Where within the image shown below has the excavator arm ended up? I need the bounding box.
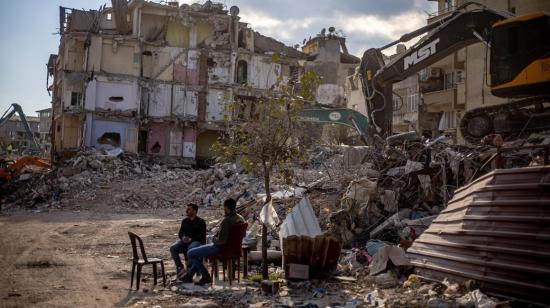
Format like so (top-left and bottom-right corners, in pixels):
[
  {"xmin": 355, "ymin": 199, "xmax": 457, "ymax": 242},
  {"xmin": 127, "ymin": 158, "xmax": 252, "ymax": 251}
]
[
  {"xmin": 0, "ymin": 103, "xmax": 40, "ymax": 151},
  {"xmin": 299, "ymin": 107, "xmax": 370, "ymax": 144},
  {"xmin": 359, "ymin": 2, "xmax": 511, "ymax": 144}
]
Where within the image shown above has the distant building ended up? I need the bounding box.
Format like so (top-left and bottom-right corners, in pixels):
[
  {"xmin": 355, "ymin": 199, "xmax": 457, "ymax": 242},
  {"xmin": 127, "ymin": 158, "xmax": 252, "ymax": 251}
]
[
  {"xmin": 302, "ymin": 27, "xmax": 360, "ymax": 107},
  {"xmin": 36, "ymin": 108, "xmax": 52, "ymax": 153},
  {"xmin": 0, "ymin": 115, "xmax": 40, "ymax": 151},
  {"xmin": 301, "ymin": 27, "xmax": 361, "ymax": 143},
  {"xmin": 48, "ymin": 0, "xmax": 305, "ymax": 164},
  {"xmin": 423, "ymin": 0, "xmax": 550, "ymax": 143}
]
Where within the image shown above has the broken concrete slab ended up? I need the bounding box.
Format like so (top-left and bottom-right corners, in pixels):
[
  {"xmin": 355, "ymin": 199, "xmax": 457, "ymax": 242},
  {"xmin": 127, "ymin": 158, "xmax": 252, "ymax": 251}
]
[{"xmin": 369, "ymin": 246, "xmax": 410, "ymax": 276}]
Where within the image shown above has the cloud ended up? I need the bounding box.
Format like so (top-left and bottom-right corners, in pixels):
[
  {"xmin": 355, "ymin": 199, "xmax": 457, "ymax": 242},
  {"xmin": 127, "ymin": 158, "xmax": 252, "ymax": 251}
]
[
  {"xmin": 239, "ymin": 11, "xmax": 320, "ymax": 41},
  {"xmin": 337, "ymin": 11, "xmax": 426, "ymax": 42},
  {"xmin": 178, "ymin": 1, "xmax": 437, "ymax": 56}
]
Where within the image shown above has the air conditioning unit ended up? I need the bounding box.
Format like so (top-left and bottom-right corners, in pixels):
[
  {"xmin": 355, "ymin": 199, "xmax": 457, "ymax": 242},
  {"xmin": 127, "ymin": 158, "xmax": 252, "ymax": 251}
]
[
  {"xmin": 428, "ymin": 67, "xmax": 441, "ymax": 78},
  {"xmin": 455, "ymin": 70, "xmax": 465, "ymax": 83},
  {"xmin": 419, "ymin": 67, "xmax": 441, "ymax": 81}
]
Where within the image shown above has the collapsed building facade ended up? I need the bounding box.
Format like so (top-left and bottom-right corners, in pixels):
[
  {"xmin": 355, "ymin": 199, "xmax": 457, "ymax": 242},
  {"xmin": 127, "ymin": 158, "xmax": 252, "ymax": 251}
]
[{"xmin": 47, "ymin": 0, "xmax": 304, "ymax": 164}]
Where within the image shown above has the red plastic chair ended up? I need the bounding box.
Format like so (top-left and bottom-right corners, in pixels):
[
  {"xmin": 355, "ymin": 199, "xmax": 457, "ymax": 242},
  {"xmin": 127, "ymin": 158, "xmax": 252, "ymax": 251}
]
[{"xmin": 209, "ymin": 222, "xmax": 248, "ymax": 286}]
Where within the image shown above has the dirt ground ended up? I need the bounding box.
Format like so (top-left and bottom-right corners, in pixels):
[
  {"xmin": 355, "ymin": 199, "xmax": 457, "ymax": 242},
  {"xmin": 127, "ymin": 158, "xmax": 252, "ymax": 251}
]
[{"xmin": 0, "ymin": 199, "xmax": 226, "ymax": 308}]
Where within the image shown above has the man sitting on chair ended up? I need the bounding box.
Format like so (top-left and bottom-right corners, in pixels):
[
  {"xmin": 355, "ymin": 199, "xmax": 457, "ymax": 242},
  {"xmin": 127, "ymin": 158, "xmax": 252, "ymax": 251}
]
[
  {"xmin": 181, "ymin": 198, "xmax": 244, "ymax": 285},
  {"xmin": 170, "ymin": 203, "xmax": 206, "ymax": 279}
]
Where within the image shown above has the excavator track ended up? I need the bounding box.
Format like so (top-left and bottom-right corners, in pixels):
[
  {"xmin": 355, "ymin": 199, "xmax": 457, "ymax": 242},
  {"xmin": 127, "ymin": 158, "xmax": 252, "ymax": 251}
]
[{"xmin": 460, "ymin": 97, "xmax": 550, "ymax": 144}]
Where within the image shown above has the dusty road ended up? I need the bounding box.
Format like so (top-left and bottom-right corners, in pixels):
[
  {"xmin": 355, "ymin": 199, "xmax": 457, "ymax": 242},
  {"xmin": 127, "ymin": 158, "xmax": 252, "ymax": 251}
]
[{"xmin": 0, "ymin": 205, "xmax": 222, "ymax": 308}]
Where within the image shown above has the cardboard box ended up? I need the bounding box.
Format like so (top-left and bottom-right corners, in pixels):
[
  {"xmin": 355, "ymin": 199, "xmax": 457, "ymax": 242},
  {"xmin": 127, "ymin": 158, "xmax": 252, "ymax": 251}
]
[{"xmin": 286, "ymin": 263, "xmax": 309, "ymax": 280}]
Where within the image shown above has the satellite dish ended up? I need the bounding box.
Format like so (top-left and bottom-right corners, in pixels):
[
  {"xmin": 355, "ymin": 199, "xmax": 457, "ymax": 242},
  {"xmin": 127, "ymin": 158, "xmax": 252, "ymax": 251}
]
[
  {"xmin": 328, "ymin": 26, "xmax": 335, "ymax": 33},
  {"xmin": 229, "ymin": 5, "xmax": 239, "ymax": 16}
]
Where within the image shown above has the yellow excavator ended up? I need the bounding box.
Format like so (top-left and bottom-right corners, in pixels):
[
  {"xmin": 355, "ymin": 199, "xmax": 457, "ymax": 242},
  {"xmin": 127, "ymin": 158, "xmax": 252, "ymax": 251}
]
[
  {"xmin": 359, "ymin": 2, "xmax": 550, "ymax": 144},
  {"xmin": 0, "ymin": 156, "xmax": 51, "ymax": 182}
]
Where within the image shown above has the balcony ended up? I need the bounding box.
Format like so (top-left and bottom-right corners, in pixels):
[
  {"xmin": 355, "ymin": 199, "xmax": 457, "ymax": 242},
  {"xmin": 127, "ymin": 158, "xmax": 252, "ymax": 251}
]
[{"xmin": 423, "ymin": 87, "xmax": 457, "ymax": 113}]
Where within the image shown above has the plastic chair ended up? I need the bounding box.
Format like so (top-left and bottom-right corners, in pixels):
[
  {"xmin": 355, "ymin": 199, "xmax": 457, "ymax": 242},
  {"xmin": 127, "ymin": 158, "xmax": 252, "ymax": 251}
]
[
  {"xmin": 128, "ymin": 232, "xmax": 166, "ymax": 290},
  {"xmin": 209, "ymin": 222, "xmax": 248, "ymax": 286}
]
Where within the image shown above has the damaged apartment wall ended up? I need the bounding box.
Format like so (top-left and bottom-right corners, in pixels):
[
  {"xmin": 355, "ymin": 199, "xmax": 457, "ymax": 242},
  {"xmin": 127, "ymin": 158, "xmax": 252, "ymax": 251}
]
[
  {"xmin": 101, "ymin": 38, "xmax": 140, "ymax": 76},
  {"xmin": 248, "ymin": 56, "xmax": 282, "ymax": 90},
  {"xmin": 207, "ymin": 51, "xmax": 232, "ymax": 84},
  {"xmin": 142, "ymin": 82, "xmax": 199, "ymax": 119},
  {"xmin": 85, "ymin": 116, "xmax": 137, "ymax": 152},
  {"xmin": 173, "ymin": 49, "xmax": 200, "ymax": 85},
  {"xmin": 206, "ymin": 89, "xmax": 227, "ymax": 122},
  {"xmin": 172, "ymin": 87, "xmax": 198, "ymax": 119},
  {"xmin": 85, "ymin": 76, "xmax": 139, "ymax": 114},
  {"xmin": 145, "ymin": 122, "xmax": 195, "ymax": 159},
  {"xmin": 143, "ymin": 83, "xmax": 172, "ymax": 117}
]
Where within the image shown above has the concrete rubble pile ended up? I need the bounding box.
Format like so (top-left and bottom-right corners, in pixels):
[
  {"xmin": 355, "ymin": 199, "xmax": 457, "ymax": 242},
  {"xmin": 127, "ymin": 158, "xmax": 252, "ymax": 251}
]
[
  {"xmin": 324, "ymin": 131, "xmax": 550, "ymax": 248},
  {"xmin": 1, "ymin": 147, "xmax": 269, "ymax": 211},
  {"xmin": 234, "ymin": 132, "xmax": 548, "ymax": 306}
]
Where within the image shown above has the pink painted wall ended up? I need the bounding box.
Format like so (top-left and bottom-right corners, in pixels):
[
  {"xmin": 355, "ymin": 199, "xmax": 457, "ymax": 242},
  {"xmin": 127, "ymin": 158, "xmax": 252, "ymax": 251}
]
[
  {"xmin": 183, "ymin": 126, "xmax": 196, "ymax": 142},
  {"xmin": 173, "ymin": 63, "xmax": 199, "ymax": 85},
  {"xmin": 147, "ymin": 122, "xmax": 168, "ymax": 155}
]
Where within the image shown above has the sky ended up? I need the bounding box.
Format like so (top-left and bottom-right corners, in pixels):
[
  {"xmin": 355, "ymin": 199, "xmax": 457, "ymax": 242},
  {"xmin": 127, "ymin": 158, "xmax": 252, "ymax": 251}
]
[{"xmin": 0, "ymin": 0, "xmax": 436, "ymax": 117}]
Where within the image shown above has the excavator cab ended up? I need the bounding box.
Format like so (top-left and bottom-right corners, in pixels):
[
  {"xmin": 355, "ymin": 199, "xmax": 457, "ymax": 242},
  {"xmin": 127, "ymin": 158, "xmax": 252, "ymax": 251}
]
[{"xmin": 490, "ymin": 12, "xmax": 550, "ymax": 97}]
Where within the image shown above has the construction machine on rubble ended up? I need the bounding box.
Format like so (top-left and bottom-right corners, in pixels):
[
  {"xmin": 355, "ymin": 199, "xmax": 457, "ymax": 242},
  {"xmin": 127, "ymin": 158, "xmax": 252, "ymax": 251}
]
[
  {"xmin": 0, "ymin": 103, "xmax": 42, "ymax": 155},
  {"xmin": 0, "ymin": 156, "xmax": 51, "ymax": 183},
  {"xmin": 358, "ymin": 2, "xmax": 550, "ymax": 144},
  {"xmin": 0, "ymin": 104, "xmax": 50, "ymax": 185}
]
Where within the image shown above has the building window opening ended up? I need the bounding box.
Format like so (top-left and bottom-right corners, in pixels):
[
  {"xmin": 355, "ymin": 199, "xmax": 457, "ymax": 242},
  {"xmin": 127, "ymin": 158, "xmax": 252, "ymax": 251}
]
[
  {"xmin": 207, "ymin": 58, "xmax": 215, "ymax": 67},
  {"xmin": 109, "ymin": 96, "xmax": 124, "ymax": 102},
  {"xmin": 151, "ymin": 141, "xmax": 161, "ymax": 153},
  {"xmin": 97, "ymin": 132, "xmax": 121, "ymax": 147},
  {"xmin": 236, "ymin": 60, "xmax": 248, "ymax": 84},
  {"xmin": 238, "ymin": 30, "xmax": 246, "ymax": 48},
  {"xmin": 106, "ymin": 13, "xmax": 112, "ymax": 21},
  {"xmin": 70, "ymin": 92, "xmax": 81, "ymax": 106}
]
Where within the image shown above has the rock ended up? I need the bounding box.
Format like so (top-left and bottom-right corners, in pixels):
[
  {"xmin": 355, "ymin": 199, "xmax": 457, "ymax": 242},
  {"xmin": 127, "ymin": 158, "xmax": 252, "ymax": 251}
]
[
  {"xmin": 18, "ymin": 173, "xmax": 33, "ymax": 181},
  {"xmin": 374, "ymin": 270, "xmax": 398, "ymax": 288},
  {"xmin": 181, "ymin": 298, "xmax": 220, "ymax": 308},
  {"xmin": 456, "ymin": 289, "xmax": 496, "ymax": 308},
  {"xmin": 89, "ymin": 160, "xmax": 103, "ymax": 170},
  {"xmin": 61, "ymin": 167, "xmax": 80, "ymax": 177},
  {"xmin": 427, "ymin": 298, "xmax": 456, "ymax": 308},
  {"xmin": 344, "ymin": 177, "xmax": 377, "ymax": 203}
]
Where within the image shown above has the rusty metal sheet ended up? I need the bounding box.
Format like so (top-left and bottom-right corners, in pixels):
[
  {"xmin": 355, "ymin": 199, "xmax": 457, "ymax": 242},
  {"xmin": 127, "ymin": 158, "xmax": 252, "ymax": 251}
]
[
  {"xmin": 283, "ymin": 234, "xmax": 342, "ymax": 278},
  {"xmin": 407, "ymin": 166, "xmax": 550, "ymax": 305}
]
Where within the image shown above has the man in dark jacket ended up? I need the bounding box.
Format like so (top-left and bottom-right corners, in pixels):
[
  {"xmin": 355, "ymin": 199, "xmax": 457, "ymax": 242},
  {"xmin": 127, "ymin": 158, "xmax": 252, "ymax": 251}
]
[
  {"xmin": 182, "ymin": 198, "xmax": 244, "ymax": 285},
  {"xmin": 170, "ymin": 203, "xmax": 206, "ymax": 278}
]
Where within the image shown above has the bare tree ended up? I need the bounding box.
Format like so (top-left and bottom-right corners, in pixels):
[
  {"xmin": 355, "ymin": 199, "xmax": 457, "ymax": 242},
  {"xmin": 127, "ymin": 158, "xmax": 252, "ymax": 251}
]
[{"xmin": 213, "ymin": 68, "xmax": 319, "ymax": 279}]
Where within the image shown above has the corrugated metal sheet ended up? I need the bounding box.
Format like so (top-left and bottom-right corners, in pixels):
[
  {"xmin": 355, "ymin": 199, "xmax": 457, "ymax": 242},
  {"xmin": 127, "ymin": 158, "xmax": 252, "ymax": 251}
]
[
  {"xmin": 279, "ymin": 197, "xmax": 322, "ymax": 238},
  {"xmin": 407, "ymin": 166, "xmax": 550, "ymax": 305},
  {"xmin": 280, "ymin": 197, "xmax": 341, "ymax": 277}
]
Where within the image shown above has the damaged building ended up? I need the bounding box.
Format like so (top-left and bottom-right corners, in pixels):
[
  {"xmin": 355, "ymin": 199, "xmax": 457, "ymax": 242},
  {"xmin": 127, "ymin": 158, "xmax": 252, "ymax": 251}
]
[
  {"xmin": 48, "ymin": 0, "xmax": 305, "ymax": 164},
  {"xmin": 302, "ymin": 27, "xmax": 360, "ymax": 107}
]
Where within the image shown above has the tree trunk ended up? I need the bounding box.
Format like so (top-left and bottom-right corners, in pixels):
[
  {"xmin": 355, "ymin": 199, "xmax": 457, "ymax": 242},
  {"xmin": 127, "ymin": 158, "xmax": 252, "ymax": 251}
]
[{"xmin": 262, "ymin": 161, "xmax": 271, "ymax": 279}]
